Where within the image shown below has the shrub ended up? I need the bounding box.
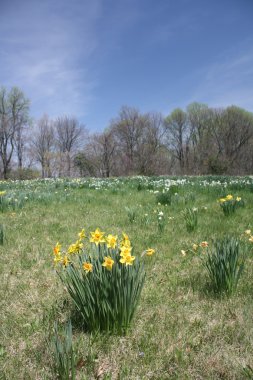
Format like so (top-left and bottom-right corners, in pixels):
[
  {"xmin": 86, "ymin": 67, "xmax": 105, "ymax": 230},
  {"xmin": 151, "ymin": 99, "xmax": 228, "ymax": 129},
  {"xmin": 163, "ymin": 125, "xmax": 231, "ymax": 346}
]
[
  {"xmin": 203, "ymin": 237, "xmax": 246, "ymax": 296},
  {"xmin": 53, "ymin": 229, "xmax": 154, "ymax": 334},
  {"xmin": 8, "ymin": 168, "xmax": 40, "ymax": 180}
]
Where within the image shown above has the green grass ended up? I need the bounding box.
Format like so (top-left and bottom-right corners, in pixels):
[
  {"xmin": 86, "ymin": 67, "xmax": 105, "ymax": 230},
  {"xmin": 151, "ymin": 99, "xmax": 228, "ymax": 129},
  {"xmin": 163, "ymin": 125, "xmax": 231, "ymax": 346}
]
[{"xmin": 0, "ymin": 176, "xmax": 253, "ymax": 379}]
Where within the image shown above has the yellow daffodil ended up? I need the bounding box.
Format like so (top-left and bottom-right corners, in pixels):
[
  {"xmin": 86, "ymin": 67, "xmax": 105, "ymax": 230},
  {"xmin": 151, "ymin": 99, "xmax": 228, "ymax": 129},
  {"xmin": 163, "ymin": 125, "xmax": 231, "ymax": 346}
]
[
  {"xmin": 53, "ymin": 242, "xmax": 61, "ymax": 255},
  {"xmin": 120, "ymin": 245, "xmax": 132, "ymax": 257},
  {"xmin": 122, "ymin": 232, "xmax": 130, "ymax": 241},
  {"xmin": 192, "ymin": 244, "xmax": 198, "ymax": 251},
  {"xmin": 236, "ymin": 197, "xmax": 241, "ymax": 202},
  {"xmin": 200, "ymin": 241, "xmax": 208, "ymax": 248},
  {"xmin": 146, "ymin": 248, "xmax": 155, "ymax": 256},
  {"xmin": 83, "ymin": 262, "xmax": 93, "ymax": 273},
  {"xmin": 78, "ymin": 229, "xmax": 86, "ymax": 239},
  {"xmin": 119, "ymin": 254, "xmax": 135, "ymax": 266},
  {"xmin": 181, "ymin": 250, "xmax": 186, "ymax": 256},
  {"xmin": 121, "ymin": 232, "xmax": 131, "ymax": 247},
  {"xmin": 90, "ymin": 228, "xmax": 106, "ymax": 245},
  {"xmin": 219, "ymin": 198, "xmax": 226, "ymax": 203},
  {"xmin": 102, "ymin": 256, "xmax": 114, "ymax": 270},
  {"xmin": 68, "ymin": 240, "xmax": 83, "ymax": 254},
  {"xmin": 62, "ymin": 255, "xmax": 70, "ymax": 267},
  {"xmin": 245, "ymin": 229, "xmax": 251, "ymax": 235},
  {"xmin": 106, "ymin": 234, "xmax": 118, "ymax": 249},
  {"xmin": 226, "ymin": 194, "xmax": 233, "ymax": 200},
  {"xmin": 53, "ymin": 253, "xmax": 62, "ymax": 264}
]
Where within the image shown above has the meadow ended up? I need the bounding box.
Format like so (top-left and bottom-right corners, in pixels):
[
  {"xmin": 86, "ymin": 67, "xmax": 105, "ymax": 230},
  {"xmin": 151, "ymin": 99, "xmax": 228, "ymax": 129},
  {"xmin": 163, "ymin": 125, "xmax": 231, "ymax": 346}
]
[{"xmin": 0, "ymin": 175, "xmax": 253, "ymax": 380}]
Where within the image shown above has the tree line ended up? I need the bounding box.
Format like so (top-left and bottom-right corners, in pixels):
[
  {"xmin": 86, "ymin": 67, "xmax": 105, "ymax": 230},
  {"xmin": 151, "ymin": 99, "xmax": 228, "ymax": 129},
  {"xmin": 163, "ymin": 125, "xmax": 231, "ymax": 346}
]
[{"xmin": 1, "ymin": 86, "xmax": 253, "ymax": 179}]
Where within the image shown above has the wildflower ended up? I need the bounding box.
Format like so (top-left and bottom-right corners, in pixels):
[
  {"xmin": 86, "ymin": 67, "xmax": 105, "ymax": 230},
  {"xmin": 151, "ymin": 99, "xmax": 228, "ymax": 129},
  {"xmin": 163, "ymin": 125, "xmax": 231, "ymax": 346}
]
[
  {"xmin": 245, "ymin": 229, "xmax": 251, "ymax": 235},
  {"xmin": 78, "ymin": 229, "xmax": 86, "ymax": 239},
  {"xmin": 83, "ymin": 262, "xmax": 93, "ymax": 273},
  {"xmin": 121, "ymin": 232, "xmax": 131, "ymax": 248},
  {"xmin": 119, "ymin": 254, "xmax": 135, "ymax": 266},
  {"xmin": 62, "ymin": 255, "xmax": 70, "ymax": 267},
  {"xmin": 54, "ymin": 253, "xmax": 62, "ymax": 264},
  {"xmin": 226, "ymin": 194, "xmax": 233, "ymax": 200},
  {"xmin": 192, "ymin": 244, "xmax": 198, "ymax": 251},
  {"xmin": 106, "ymin": 234, "xmax": 118, "ymax": 249},
  {"xmin": 146, "ymin": 248, "xmax": 155, "ymax": 256},
  {"xmin": 181, "ymin": 250, "xmax": 186, "ymax": 256},
  {"xmin": 102, "ymin": 256, "xmax": 115, "ymax": 270},
  {"xmin": 200, "ymin": 241, "xmax": 208, "ymax": 248},
  {"xmin": 236, "ymin": 197, "xmax": 241, "ymax": 202},
  {"xmin": 90, "ymin": 228, "xmax": 106, "ymax": 245},
  {"xmin": 219, "ymin": 198, "xmax": 226, "ymax": 203},
  {"xmin": 53, "ymin": 242, "xmax": 61, "ymax": 255},
  {"xmin": 120, "ymin": 245, "xmax": 132, "ymax": 257},
  {"xmin": 68, "ymin": 240, "xmax": 83, "ymax": 254},
  {"xmin": 158, "ymin": 211, "xmax": 164, "ymax": 216},
  {"xmin": 249, "ymin": 236, "xmax": 253, "ymax": 243}
]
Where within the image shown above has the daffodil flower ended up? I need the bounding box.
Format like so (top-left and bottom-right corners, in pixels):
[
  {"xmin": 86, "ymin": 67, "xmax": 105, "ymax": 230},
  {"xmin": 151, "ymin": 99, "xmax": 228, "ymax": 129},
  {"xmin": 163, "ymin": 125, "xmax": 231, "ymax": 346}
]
[
  {"xmin": 102, "ymin": 256, "xmax": 114, "ymax": 270},
  {"xmin": 83, "ymin": 262, "xmax": 93, "ymax": 273},
  {"xmin": 90, "ymin": 228, "xmax": 106, "ymax": 245},
  {"xmin": 119, "ymin": 254, "xmax": 135, "ymax": 266}
]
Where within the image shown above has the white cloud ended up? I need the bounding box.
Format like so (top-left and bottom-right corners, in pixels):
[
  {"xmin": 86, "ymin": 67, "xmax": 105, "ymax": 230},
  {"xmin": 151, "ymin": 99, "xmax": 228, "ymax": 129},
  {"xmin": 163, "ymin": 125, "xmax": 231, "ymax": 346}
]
[
  {"xmin": 189, "ymin": 43, "xmax": 253, "ymax": 111},
  {"xmin": 0, "ymin": 0, "xmax": 101, "ymax": 120}
]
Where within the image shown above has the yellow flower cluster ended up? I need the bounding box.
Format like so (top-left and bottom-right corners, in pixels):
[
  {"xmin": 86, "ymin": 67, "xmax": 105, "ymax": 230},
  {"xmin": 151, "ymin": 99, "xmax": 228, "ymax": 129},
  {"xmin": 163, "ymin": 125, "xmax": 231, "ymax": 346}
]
[
  {"xmin": 53, "ymin": 228, "xmax": 156, "ymax": 271},
  {"xmin": 219, "ymin": 194, "xmax": 241, "ymax": 203},
  {"xmin": 53, "ymin": 228, "xmax": 86, "ymax": 266},
  {"xmin": 119, "ymin": 233, "xmax": 135, "ymax": 266},
  {"xmin": 68, "ymin": 240, "xmax": 84, "ymax": 254}
]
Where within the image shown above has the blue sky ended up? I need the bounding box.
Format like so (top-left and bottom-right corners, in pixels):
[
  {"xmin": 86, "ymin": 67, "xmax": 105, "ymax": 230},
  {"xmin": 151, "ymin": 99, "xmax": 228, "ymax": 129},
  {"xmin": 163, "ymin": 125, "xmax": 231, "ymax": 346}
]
[{"xmin": 0, "ymin": 0, "xmax": 253, "ymax": 131}]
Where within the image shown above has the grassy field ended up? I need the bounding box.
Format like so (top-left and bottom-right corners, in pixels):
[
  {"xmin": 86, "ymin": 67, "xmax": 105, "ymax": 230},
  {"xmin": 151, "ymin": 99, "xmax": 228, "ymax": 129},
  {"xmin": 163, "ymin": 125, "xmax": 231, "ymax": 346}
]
[{"xmin": 0, "ymin": 176, "xmax": 253, "ymax": 379}]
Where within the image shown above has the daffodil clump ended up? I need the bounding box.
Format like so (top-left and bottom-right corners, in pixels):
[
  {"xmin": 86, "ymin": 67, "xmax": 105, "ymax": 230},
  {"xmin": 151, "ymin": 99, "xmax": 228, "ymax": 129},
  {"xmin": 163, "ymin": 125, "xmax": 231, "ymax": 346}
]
[
  {"xmin": 218, "ymin": 194, "xmax": 244, "ymax": 216},
  {"xmin": 53, "ymin": 228, "xmax": 155, "ymax": 333},
  {"xmin": 0, "ymin": 191, "xmax": 8, "ymax": 212},
  {"xmin": 182, "ymin": 207, "xmax": 198, "ymax": 232},
  {"xmin": 203, "ymin": 237, "xmax": 246, "ymax": 296},
  {"xmin": 182, "ymin": 236, "xmax": 246, "ymax": 296}
]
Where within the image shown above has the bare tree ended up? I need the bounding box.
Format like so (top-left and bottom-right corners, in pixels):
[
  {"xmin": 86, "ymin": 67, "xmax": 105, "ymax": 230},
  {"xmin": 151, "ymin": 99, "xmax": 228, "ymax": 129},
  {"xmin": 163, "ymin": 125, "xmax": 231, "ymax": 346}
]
[
  {"xmin": 31, "ymin": 115, "xmax": 55, "ymax": 178},
  {"xmin": 55, "ymin": 116, "xmax": 84, "ymax": 176},
  {"xmin": 111, "ymin": 106, "xmax": 146, "ymax": 174},
  {"xmin": 164, "ymin": 108, "xmax": 188, "ymax": 173},
  {"xmin": 135, "ymin": 112, "xmax": 166, "ymax": 175},
  {"xmin": 0, "ymin": 86, "xmax": 29, "ymax": 178},
  {"xmin": 87, "ymin": 129, "xmax": 117, "ymax": 177}
]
